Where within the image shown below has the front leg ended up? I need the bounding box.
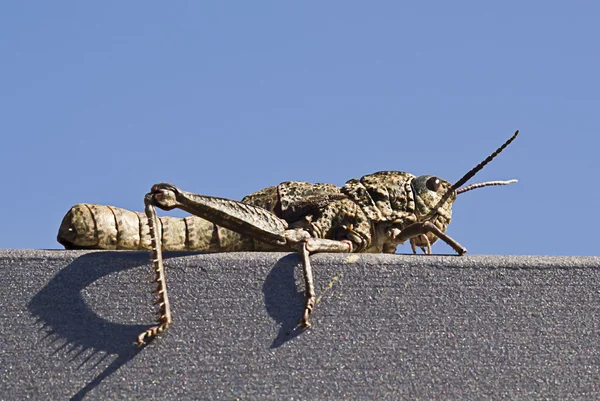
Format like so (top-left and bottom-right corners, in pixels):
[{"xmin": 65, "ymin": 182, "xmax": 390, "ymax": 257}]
[{"xmin": 394, "ymin": 221, "xmax": 467, "ymax": 255}]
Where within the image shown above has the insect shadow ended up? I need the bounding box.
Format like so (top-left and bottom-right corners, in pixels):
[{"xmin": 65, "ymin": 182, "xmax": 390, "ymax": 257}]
[
  {"xmin": 27, "ymin": 251, "xmax": 183, "ymax": 401},
  {"xmin": 27, "ymin": 251, "xmax": 318, "ymax": 398},
  {"xmin": 262, "ymin": 253, "xmax": 312, "ymax": 348}
]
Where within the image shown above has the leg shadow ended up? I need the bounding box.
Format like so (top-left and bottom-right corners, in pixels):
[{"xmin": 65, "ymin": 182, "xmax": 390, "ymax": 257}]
[
  {"xmin": 262, "ymin": 253, "xmax": 308, "ymax": 348},
  {"xmin": 27, "ymin": 251, "xmax": 191, "ymax": 400}
]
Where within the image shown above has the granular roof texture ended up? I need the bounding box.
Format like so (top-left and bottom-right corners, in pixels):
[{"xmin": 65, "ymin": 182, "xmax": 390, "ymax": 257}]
[{"xmin": 1, "ymin": 250, "xmax": 599, "ymax": 400}]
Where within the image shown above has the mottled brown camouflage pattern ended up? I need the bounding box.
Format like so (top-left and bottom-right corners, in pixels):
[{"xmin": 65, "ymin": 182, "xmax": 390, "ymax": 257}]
[
  {"xmin": 57, "ymin": 171, "xmax": 456, "ymax": 254},
  {"xmin": 58, "ymin": 131, "xmax": 519, "ymax": 257}
]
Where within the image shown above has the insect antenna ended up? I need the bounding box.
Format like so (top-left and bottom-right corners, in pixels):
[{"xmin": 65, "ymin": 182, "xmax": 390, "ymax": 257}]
[
  {"xmin": 426, "ymin": 130, "xmax": 519, "ymax": 219},
  {"xmin": 456, "ymin": 179, "xmax": 518, "ymax": 194},
  {"xmin": 451, "ymin": 130, "xmax": 519, "ymax": 192}
]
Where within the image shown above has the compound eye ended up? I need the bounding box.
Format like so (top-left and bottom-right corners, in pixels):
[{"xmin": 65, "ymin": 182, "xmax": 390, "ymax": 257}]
[{"xmin": 426, "ymin": 176, "xmax": 441, "ymax": 192}]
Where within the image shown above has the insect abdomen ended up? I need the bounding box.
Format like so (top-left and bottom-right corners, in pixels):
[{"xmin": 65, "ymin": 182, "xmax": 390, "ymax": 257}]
[{"xmin": 57, "ymin": 204, "xmax": 254, "ymax": 252}]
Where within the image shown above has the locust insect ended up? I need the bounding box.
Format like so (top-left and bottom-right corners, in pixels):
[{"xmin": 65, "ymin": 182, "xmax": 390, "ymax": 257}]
[{"xmin": 58, "ymin": 130, "xmax": 520, "ymax": 345}]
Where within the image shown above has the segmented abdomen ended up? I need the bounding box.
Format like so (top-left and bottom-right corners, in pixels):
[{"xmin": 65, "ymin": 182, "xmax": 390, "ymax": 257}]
[{"xmin": 57, "ymin": 204, "xmax": 255, "ymax": 251}]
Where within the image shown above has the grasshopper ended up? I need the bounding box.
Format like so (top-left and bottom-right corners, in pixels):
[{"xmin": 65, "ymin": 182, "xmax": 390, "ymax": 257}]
[{"xmin": 58, "ymin": 130, "xmax": 519, "ymax": 345}]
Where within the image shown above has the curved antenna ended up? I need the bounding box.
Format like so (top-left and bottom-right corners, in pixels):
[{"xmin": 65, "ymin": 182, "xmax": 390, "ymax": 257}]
[{"xmin": 457, "ymin": 179, "xmax": 518, "ymax": 194}]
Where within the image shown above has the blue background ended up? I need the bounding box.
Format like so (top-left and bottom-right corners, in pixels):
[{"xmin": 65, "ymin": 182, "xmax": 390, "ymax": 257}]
[{"xmin": 1, "ymin": 2, "xmax": 597, "ymax": 255}]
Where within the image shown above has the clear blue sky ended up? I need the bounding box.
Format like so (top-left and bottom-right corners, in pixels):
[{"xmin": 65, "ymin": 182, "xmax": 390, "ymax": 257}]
[{"xmin": 1, "ymin": 2, "xmax": 597, "ymax": 255}]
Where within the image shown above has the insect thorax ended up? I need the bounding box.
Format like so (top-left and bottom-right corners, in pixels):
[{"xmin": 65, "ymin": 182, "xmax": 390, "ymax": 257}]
[{"xmin": 342, "ymin": 171, "xmax": 418, "ymax": 224}]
